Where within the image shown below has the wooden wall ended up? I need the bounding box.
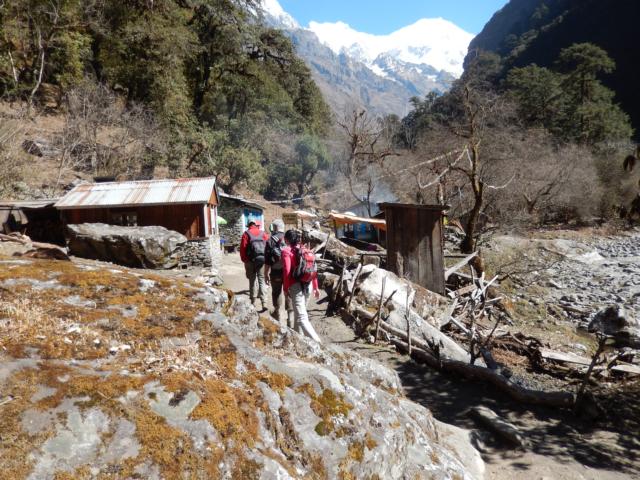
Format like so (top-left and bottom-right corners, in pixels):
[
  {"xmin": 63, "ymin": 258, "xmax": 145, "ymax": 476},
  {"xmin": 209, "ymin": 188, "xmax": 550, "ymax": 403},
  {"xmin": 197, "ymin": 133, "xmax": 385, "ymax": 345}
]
[
  {"xmin": 381, "ymin": 203, "xmax": 446, "ymax": 295},
  {"xmin": 62, "ymin": 203, "xmax": 206, "ymax": 239}
]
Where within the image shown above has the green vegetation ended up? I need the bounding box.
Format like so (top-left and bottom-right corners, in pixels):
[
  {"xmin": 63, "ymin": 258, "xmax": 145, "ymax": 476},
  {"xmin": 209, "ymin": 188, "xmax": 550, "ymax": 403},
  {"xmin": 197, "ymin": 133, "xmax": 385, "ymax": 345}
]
[
  {"xmin": 506, "ymin": 43, "xmax": 632, "ymax": 145},
  {"xmin": 0, "ymin": 0, "xmax": 331, "ymax": 195}
]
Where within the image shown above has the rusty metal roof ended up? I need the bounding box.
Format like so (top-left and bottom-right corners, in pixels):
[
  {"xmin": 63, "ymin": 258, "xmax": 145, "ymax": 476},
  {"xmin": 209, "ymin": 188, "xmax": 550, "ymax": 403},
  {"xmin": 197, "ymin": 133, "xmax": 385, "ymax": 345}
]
[
  {"xmin": 55, "ymin": 177, "xmax": 217, "ymax": 209},
  {"xmin": 219, "ymin": 192, "xmax": 264, "ymax": 211}
]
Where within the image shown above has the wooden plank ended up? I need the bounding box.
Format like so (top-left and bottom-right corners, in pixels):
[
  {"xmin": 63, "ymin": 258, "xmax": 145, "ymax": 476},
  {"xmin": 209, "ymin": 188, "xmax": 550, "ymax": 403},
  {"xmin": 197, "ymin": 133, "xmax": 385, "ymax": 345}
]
[
  {"xmin": 448, "ymin": 284, "xmax": 476, "ymax": 298},
  {"xmin": 444, "ymin": 252, "xmax": 478, "ymax": 280},
  {"xmin": 540, "ymin": 349, "xmax": 592, "ymax": 366},
  {"xmin": 611, "ymin": 364, "xmax": 640, "ymax": 375}
]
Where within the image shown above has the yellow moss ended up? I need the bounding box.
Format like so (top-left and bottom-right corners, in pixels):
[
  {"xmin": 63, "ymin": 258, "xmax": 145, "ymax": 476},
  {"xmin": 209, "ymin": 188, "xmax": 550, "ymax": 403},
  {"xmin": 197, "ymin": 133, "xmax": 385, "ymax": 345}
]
[
  {"xmin": 364, "ymin": 433, "xmax": 377, "ymax": 450},
  {"xmin": 53, "ymin": 466, "xmax": 91, "ymax": 480},
  {"xmin": 133, "ymin": 403, "xmax": 198, "ymax": 478},
  {"xmin": 191, "ymin": 378, "xmax": 260, "ymax": 447},
  {"xmin": 231, "ymin": 455, "xmax": 261, "ymax": 480},
  {"xmin": 246, "ymin": 371, "xmax": 293, "ymax": 395},
  {"xmin": 0, "ymin": 371, "xmax": 44, "ymax": 479},
  {"xmin": 258, "ymin": 315, "xmax": 281, "ymax": 345},
  {"xmin": 304, "ymin": 455, "xmax": 328, "ymax": 480},
  {"xmin": 348, "ymin": 441, "xmax": 364, "ymax": 462}
]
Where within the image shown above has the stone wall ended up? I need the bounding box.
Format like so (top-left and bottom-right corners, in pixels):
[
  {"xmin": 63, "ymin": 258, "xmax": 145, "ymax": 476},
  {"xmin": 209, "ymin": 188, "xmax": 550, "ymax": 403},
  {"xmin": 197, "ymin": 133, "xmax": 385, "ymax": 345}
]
[
  {"xmin": 176, "ymin": 235, "xmax": 221, "ymax": 268},
  {"xmin": 218, "ymin": 201, "xmax": 244, "ymax": 249}
]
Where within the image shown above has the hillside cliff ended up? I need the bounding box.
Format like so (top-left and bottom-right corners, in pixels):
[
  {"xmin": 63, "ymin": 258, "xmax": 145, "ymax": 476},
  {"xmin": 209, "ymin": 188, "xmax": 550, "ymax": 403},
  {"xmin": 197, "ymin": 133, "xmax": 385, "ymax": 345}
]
[{"xmin": 467, "ymin": 0, "xmax": 640, "ymax": 135}]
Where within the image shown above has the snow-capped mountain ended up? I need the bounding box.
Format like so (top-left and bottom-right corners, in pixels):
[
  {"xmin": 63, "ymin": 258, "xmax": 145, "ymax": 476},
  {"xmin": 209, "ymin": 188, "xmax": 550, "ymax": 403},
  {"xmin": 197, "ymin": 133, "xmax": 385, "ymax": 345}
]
[
  {"xmin": 261, "ymin": 0, "xmax": 299, "ymax": 30},
  {"xmin": 307, "ymin": 18, "xmax": 473, "ymax": 77},
  {"xmin": 260, "ymin": 0, "xmax": 473, "ymax": 117}
]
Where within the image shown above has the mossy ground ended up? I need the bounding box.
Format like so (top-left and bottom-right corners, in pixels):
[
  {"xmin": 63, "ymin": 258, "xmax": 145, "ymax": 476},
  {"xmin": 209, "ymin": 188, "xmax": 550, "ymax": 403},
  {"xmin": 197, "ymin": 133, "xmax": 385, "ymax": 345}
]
[{"xmin": 0, "ymin": 256, "xmax": 304, "ymax": 479}]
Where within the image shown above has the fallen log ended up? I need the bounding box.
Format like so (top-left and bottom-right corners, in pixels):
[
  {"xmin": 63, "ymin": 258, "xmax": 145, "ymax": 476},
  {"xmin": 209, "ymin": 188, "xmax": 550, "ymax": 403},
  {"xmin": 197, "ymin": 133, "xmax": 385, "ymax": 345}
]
[
  {"xmin": 387, "ymin": 333, "xmax": 576, "ymax": 408},
  {"xmin": 470, "ymin": 406, "xmax": 528, "ymax": 448}
]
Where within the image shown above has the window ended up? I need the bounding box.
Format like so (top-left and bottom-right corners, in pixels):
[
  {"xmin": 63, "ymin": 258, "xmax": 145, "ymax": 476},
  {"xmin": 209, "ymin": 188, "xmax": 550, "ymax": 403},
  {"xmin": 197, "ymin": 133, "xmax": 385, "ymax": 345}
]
[{"xmin": 111, "ymin": 211, "xmax": 138, "ymax": 226}]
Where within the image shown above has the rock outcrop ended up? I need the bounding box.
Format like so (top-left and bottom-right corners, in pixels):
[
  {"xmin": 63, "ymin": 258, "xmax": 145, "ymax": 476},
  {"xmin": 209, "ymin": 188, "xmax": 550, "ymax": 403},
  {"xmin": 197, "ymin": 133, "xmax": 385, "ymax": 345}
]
[
  {"xmin": 0, "ymin": 256, "xmax": 481, "ymax": 479},
  {"xmin": 66, "ymin": 223, "xmax": 187, "ymax": 269}
]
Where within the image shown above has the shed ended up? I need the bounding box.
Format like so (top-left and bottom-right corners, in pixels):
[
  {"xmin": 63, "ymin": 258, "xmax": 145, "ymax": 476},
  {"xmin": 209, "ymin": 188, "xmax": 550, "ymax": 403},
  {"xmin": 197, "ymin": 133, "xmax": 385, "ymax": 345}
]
[
  {"xmin": 329, "ymin": 212, "xmax": 386, "ymax": 244},
  {"xmin": 218, "ymin": 192, "xmax": 264, "ymax": 251},
  {"xmin": 379, "ymin": 203, "xmax": 447, "ymax": 295},
  {"xmin": 0, "ymin": 199, "xmax": 64, "ymax": 245},
  {"xmin": 54, "ymin": 177, "xmax": 219, "ymax": 240}
]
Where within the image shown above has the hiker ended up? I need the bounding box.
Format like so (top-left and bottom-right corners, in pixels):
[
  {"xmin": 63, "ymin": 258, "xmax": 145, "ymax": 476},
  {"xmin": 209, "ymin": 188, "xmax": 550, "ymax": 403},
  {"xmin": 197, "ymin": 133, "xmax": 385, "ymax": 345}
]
[
  {"xmin": 239, "ymin": 221, "xmax": 269, "ymax": 310},
  {"xmin": 264, "ymin": 219, "xmax": 292, "ymax": 325},
  {"xmin": 282, "ymin": 229, "xmax": 322, "ymax": 342}
]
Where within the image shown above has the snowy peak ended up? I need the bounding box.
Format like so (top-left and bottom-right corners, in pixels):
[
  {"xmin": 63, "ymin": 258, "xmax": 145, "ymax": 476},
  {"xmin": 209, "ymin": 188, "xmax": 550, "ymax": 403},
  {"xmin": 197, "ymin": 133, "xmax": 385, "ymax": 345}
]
[
  {"xmin": 261, "ymin": 0, "xmax": 298, "ymax": 29},
  {"xmin": 308, "ymin": 18, "xmax": 473, "ymax": 76},
  {"xmin": 259, "ymin": 0, "xmax": 470, "ymax": 116}
]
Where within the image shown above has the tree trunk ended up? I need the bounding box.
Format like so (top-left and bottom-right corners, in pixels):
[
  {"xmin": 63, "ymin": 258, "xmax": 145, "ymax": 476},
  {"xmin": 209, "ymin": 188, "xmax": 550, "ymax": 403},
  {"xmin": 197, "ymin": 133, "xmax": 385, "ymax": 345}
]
[{"xmin": 461, "ymin": 189, "xmax": 482, "ymax": 254}]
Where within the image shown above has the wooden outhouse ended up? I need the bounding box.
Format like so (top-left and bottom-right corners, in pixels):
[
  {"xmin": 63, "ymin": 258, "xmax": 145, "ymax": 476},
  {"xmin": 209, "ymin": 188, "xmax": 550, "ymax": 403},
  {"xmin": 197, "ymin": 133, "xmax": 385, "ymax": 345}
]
[{"xmin": 379, "ymin": 203, "xmax": 447, "ymax": 295}]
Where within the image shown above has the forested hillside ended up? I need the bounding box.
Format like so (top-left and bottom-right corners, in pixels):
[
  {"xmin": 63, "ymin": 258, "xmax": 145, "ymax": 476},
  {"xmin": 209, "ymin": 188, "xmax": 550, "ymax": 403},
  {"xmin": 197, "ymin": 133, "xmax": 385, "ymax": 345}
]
[
  {"xmin": 0, "ymin": 0, "xmax": 331, "ymax": 198},
  {"xmin": 467, "ymin": 0, "xmax": 640, "ymax": 136}
]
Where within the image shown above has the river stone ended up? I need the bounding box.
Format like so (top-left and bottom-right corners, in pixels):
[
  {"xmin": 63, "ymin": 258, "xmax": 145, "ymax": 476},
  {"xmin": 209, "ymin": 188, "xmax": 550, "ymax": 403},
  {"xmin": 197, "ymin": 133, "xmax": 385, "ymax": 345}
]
[
  {"xmin": 66, "ymin": 223, "xmax": 187, "ymax": 269},
  {"xmin": 589, "ymin": 305, "xmax": 640, "ymax": 348}
]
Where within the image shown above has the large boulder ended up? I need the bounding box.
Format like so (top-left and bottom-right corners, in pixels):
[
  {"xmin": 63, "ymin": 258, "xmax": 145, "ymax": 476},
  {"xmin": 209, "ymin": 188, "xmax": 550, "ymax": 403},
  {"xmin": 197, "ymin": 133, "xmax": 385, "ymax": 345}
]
[
  {"xmin": 66, "ymin": 223, "xmax": 187, "ymax": 269},
  {"xmin": 588, "ymin": 305, "xmax": 640, "ymax": 348},
  {"xmin": 0, "ymin": 257, "xmax": 482, "ymax": 479}
]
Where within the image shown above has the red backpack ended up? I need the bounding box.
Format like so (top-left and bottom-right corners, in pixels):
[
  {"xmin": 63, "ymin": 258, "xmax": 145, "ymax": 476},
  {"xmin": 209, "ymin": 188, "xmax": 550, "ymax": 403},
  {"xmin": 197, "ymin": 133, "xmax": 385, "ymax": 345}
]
[{"xmin": 293, "ymin": 245, "xmax": 317, "ymax": 284}]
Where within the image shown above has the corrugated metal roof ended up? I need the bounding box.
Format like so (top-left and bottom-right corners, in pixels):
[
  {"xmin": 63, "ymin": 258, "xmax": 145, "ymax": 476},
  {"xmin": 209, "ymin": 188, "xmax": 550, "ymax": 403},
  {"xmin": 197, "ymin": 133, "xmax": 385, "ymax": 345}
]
[
  {"xmin": 55, "ymin": 177, "xmax": 216, "ymax": 209},
  {"xmin": 219, "ymin": 192, "xmax": 264, "ymax": 211},
  {"xmin": 0, "ymin": 199, "xmax": 59, "ymax": 209}
]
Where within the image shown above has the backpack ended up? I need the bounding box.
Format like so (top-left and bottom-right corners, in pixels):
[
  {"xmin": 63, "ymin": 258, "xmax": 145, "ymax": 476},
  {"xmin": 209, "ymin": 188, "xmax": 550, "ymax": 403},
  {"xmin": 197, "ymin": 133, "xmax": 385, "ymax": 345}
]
[
  {"xmin": 266, "ymin": 232, "xmax": 285, "ymax": 270},
  {"xmin": 246, "ymin": 230, "xmax": 266, "ymax": 266},
  {"xmin": 293, "ymin": 245, "xmax": 317, "ymax": 284}
]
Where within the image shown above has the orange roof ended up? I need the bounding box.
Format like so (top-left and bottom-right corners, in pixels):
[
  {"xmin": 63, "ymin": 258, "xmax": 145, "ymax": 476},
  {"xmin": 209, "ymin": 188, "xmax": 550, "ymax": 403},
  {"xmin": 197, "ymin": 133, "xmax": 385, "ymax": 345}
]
[{"xmin": 329, "ymin": 212, "xmax": 386, "ymax": 231}]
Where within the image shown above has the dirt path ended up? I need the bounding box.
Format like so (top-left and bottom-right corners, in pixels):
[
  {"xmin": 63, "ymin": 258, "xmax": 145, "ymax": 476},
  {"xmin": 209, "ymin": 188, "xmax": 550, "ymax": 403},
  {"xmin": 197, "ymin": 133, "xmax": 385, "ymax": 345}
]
[{"xmin": 219, "ymin": 253, "xmax": 638, "ymax": 480}]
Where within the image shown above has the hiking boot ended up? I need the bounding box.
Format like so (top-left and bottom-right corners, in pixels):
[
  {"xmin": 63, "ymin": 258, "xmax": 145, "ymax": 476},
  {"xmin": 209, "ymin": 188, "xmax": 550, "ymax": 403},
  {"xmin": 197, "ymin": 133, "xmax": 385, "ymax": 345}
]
[
  {"xmin": 272, "ymin": 309, "xmax": 281, "ymax": 321},
  {"xmin": 260, "ymin": 299, "xmax": 267, "ymax": 312}
]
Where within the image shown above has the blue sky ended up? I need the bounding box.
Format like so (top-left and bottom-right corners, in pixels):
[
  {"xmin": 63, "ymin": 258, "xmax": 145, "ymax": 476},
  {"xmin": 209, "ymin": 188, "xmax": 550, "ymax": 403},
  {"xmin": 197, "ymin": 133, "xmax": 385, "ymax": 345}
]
[{"xmin": 277, "ymin": 0, "xmax": 508, "ymax": 35}]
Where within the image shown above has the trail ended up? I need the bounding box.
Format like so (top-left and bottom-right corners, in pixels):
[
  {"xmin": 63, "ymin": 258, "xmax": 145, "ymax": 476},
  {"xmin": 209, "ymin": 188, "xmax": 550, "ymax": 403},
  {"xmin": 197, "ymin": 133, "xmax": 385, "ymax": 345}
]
[{"xmin": 220, "ymin": 251, "xmax": 637, "ymax": 480}]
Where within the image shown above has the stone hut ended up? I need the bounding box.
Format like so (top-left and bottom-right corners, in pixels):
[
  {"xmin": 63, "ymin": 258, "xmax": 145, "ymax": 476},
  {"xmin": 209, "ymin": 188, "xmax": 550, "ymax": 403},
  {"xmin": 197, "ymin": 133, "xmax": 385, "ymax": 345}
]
[{"xmin": 218, "ymin": 192, "xmax": 264, "ymax": 251}]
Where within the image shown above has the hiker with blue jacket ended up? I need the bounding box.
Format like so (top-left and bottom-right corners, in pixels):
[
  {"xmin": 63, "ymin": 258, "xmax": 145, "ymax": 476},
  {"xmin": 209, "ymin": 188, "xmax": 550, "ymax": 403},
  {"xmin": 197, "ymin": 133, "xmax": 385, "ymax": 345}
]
[{"xmin": 240, "ymin": 221, "xmax": 269, "ymax": 311}]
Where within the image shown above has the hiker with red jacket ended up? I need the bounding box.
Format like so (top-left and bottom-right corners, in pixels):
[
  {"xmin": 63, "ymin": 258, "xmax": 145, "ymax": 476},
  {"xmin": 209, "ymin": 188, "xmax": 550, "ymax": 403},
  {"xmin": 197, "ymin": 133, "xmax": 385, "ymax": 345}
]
[
  {"xmin": 240, "ymin": 221, "xmax": 269, "ymax": 311},
  {"xmin": 282, "ymin": 229, "xmax": 321, "ymax": 342}
]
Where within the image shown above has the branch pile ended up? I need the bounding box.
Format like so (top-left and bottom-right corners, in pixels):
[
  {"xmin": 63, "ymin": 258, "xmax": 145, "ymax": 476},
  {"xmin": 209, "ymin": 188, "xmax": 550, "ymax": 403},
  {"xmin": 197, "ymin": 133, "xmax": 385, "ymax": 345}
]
[{"xmin": 312, "ymin": 236, "xmax": 639, "ymax": 410}]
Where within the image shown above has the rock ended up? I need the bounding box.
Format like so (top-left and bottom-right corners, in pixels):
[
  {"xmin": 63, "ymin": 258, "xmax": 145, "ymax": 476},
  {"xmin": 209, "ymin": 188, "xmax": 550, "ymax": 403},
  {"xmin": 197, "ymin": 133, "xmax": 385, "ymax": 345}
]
[
  {"xmin": 22, "ymin": 138, "xmax": 60, "ymax": 157},
  {"xmin": 546, "ymin": 279, "xmax": 564, "ymax": 289},
  {"xmin": 66, "ymin": 223, "xmax": 187, "ymax": 269},
  {"xmin": 436, "ymin": 420, "xmax": 486, "ymax": 480},
  {"xmin": 589, "ymin": 305, "xmax": 640, "ymax": 348},
  {"xmin": 1, "ymin": 257, "xmax": 481, "ymax": 479},
  {"xmin": 19, "ymin": 246, "xmax": 70, "ymax": 261}
]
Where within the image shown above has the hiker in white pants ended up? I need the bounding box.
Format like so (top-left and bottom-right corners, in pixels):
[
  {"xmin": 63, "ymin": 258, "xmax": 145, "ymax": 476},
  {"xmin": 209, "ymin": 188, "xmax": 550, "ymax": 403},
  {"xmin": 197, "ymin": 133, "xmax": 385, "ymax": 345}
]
[{"xmin": 282, "ymin": 230, "xmax": 321, "ymax": 343}]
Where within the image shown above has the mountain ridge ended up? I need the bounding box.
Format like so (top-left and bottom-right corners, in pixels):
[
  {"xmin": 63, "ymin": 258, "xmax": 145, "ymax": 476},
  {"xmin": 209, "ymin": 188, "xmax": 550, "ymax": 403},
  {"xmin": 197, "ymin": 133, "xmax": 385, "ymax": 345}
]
[
  {"xmin": 466, "ymin": 0, "xmax": 640, "ymax": 136},
  {"xmin": 260, "ymin": 0, "xmax": 472, "ymax": 117}
]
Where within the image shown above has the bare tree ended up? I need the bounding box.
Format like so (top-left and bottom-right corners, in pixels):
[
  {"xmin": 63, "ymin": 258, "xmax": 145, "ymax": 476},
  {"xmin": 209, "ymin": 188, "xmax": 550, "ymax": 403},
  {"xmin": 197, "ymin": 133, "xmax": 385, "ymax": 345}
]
[
  {"xmin": 0, "ymin": 121, "xmax": 26, "ymax": 197},
  {"xmin": 337, "ymin": 109, "xmax": 398, "ymax": 216},
  {"xmin": 51, "ymin": 82, "xmax": 167, "ymax": 194}
]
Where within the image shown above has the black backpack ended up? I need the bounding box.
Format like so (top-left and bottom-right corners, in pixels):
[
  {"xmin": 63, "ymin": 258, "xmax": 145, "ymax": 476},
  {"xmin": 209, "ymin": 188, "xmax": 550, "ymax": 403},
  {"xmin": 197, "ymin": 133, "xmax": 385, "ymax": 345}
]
[
  {"xmin": 246, "ymin": 230, "xmax": 266, "ymax": 266},
  {"xmin": 266, "ymin": 232, "xmax": 285, "ymax": 269}
]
